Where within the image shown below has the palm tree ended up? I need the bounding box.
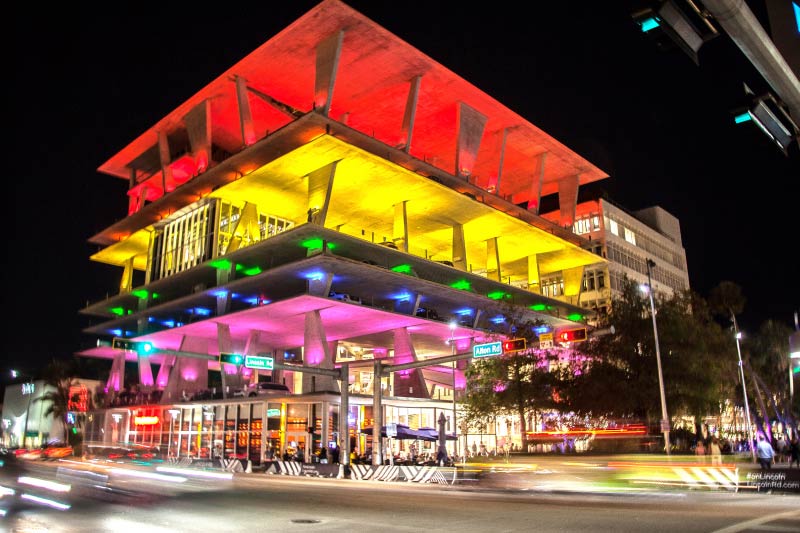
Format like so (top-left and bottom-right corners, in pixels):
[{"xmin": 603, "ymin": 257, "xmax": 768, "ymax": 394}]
[{"xmin": 34, "ymin": 358, "xmax": 79, "ymax": 444}]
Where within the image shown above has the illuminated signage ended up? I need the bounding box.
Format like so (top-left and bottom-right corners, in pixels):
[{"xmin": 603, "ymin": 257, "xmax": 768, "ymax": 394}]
[
  {"xmin": 473, "ymin": 341, "xmax": 503, "ymax": 358},
  {"xmin": 21, "ymin": 383, "xmax": 35, "ymax": 395},
  {"xmin": 245, "ymin": 355, "xmax": 274, "ymax": 370},
  {"xmin": 134, "ymin": 416, "xmax": 160, "ymax": 425}
]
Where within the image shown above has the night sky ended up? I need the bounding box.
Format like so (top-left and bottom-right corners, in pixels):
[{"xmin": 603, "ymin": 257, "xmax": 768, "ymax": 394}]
[{"xmin": 7, "ymin": 1, "xmax": 799, "ymax": 380}]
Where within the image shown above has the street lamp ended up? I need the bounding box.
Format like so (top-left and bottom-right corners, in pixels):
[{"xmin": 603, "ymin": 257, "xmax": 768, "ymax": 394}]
[
  {"xmin": 643, "ymin": 259, "xmax": 671, "ymax": 455},
  {"xmin": 731, "ymin": 314, "xmax": 756, "ymax": 463},
  {"xmin": 11, "ymin": 370, "xmax": 35, "ymax": 449}
]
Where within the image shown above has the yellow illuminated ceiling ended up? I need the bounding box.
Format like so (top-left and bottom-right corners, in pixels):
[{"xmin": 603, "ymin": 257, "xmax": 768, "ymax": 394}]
[{"xmin": 91, "ymin": 135, "xmax": 602, "ymax": 280}]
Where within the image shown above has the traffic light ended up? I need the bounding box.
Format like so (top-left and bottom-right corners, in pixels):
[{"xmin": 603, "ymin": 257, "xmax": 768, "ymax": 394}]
[
  {"xmin": 112, "ymin": 337, "xmax": 154, "ymax": 355},
  {"xmin": 557, "ymin": 328, "xmax": 587, "ymax": 343},
  {"xmin": 502, "ymin": 338, "xmax": 526, "ymax": 352},
  {"xmin": 632, "ymin": 0, "xmax": 718, "ymax": 65},
  {"xmin": 219, "ymin": 352, "xmax": 244, "ymax": 365}
]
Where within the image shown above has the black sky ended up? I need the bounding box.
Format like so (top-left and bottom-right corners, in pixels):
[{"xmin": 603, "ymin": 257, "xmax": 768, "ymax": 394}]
[{"xmin": 7, "ymin": 1, "xmax": 799, "ymax": 377}]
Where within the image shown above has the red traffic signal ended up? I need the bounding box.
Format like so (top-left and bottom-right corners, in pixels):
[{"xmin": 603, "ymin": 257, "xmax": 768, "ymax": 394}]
[
  {"xmin": 557, "ymin": 328, "xmax": 587, "ymax": 343},
  {"xmin": 502, "ymin": 338, "xmax": 526, "ymax": 352}
]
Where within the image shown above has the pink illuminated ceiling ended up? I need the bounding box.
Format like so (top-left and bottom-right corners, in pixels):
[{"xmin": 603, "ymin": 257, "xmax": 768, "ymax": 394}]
[
  {"xmin": 80, "ymin": 295, "xmax": 490, "ymax": 366},
  {"xmin": 98, "ymin": 0, "xmax": 607, "ymax": 206}
]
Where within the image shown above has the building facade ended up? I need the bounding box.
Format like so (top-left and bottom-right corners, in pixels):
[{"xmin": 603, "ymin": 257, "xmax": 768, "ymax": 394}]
[
  {"xmin": 542, "ymin": 197, "xmax": 690, "ymax": 321},
  {"xmin": 77, "ymin": 0, "xmax": 612, "ymax": 466}
]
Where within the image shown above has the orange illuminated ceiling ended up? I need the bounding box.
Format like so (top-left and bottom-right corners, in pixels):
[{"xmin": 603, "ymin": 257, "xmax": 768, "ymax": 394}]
[{"xmin": 97, "ymin": 0, "xmax": 607, "ymax": 207}]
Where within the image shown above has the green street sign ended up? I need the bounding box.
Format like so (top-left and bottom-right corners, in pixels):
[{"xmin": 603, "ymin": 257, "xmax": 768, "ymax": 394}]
[
  {"xmin": 473, "ymin": 341, "xmax": 503, "ymax": 358},
  {"xmin": 245, "ymin": 355, "xmax": 274, "ymax": 370}
]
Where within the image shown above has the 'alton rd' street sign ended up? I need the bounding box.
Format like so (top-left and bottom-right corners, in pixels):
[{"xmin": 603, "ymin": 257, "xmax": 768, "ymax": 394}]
[
  {"xmin": 473, "ymin": 341, "xmax": 503, "ymax": 358},
  {"xmin": 245, "ymin": 355, "xmax": 274, "ymax": 370}
]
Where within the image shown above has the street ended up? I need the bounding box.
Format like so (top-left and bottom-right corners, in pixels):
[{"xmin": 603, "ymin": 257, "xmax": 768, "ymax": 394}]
[{"xmin": 1, "ymin": 455, "xmax": 798, "ymax": 532}]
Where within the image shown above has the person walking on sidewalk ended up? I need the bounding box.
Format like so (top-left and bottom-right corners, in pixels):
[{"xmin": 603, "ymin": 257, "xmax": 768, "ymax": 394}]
[
  {"xmin": 756, "ymin": 434, "xmax": 775, "ymax": 470},
  {"xmin": 789, "ymin": 436, "xmax": 800, "ymax": 468}
]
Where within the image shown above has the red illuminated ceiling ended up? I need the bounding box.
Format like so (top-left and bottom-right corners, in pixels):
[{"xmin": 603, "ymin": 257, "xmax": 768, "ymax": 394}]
[{"xmin": 99, "ymin": 0, "xmax": 607, "ymax": 206}]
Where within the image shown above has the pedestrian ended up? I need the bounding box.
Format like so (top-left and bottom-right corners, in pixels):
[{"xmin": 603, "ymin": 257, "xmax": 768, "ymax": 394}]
[
  {"xmin": 695, "ymin": 440, "xmax": 706, "ymax": 461},
  {"xmin": 789, "ymin": 436, "xmax": 800, "ymax": 468},
  {"xmin": 710, "ymin": 437, "xmax": 722, "ymax": 466},
  {"xmin": 755, "ymin": 434, "xmax": 775, "ymax": 470}
]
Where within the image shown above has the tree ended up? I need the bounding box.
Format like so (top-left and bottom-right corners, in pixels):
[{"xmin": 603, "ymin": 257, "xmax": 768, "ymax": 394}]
[
  {"xmin": 574, "ymin": 278, "xmax": 733, "ymax": 442},
  {"xmin": 34, "ymin": 358, "xmax": 80, "ymax": 445},
  {"xmin": 462, "ymin": 307, "xmax": 563, "ymax": 452}
]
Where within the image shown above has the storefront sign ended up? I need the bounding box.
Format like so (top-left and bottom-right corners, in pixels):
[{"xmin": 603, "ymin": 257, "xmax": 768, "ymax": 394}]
[{"xmin": 134, "ymin": 416, "xmax": 160, "ymax": 425}]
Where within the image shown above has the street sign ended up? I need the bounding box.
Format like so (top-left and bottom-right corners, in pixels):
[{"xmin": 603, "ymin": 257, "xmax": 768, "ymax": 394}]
[
  {"xmin": 539, "ymin": 333, "xmax": 554, "ymax": 349},
  {"xmin": 473, "ymin": 341, "xmax": 503, "ymax": 358},
  {"xmin": 660, "ymin": 419, "xmax": 671, "ymax": 432},
  {"xmin": 386, "ymin": 423, "xmax": 397, "ymax": 437},
  {"xmin": 245, "ymin": 355, "xmax": 274, "ymax": 370}
]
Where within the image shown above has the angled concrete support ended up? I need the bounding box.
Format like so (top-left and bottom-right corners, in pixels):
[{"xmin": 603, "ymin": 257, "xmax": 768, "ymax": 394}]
[
  {"xmin": 302, "ymin": 310, "xmax": 339, "ymax": 392},
  {"xmin": 562, "ymin": 266, "xmax": 585, "ymax": 306},
  {"xmin": 452, "ymin": 223, "xmax": 467, "ymax": 271},
  {"xmin": 455, "ymin": 102, "xmax": 487, "ymax": 179},
  {"xmin": 401, "ymin": 75, "xmax": 422, "ymax": 152},
  {"xmin": 235, "ymin": 75, "xmax": 257, "ymax": 146},
  {"xmin": 137, "ymin": 354, "xmax": 154, "ymax": 389},
  {"xmin": 162, "ymin": 336, "xmax": 210, "ymax": 403},
  {"xmin": 106, "ymin": 352, "xmax": 126, "ymax": 393},
  {"xmin": 157, "ymin": 130, "xmax": 172, "ymax": 194},
  {"xmin": 184, "ymin": 99, "xmax": 212, "ymax": 174},
  {"xmin": 527, "ymin": 152, "xmax": 548, "ymax": 214},
  {"xmin": 486, "ymin": 237, "xmax": 501, "ymax": 281},
  {"xmin": 558, "ymin": 174, "xmax": 580, "ymax": 228},
  {"xmin": 307, "ymin": 161, "xmax": 339, "ymax": 227},
  {"xmin": 314, "ymin": 30, "xmax": 344, "ymax": 116},
  {"xmin": 391, "ymin": 328, "xmax": 430, "ymax": 399}
]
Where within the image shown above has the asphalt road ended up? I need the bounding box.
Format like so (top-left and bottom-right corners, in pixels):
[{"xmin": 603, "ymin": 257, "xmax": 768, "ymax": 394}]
[{"xmin": 1, "ymin": 455, "xmax": 798, "ymax": 533}]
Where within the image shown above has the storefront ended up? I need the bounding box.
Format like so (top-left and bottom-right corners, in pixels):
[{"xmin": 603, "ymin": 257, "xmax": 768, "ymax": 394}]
[{"xmin": 81, "ymin": 393, "xmax": 459, "ymax": 467}]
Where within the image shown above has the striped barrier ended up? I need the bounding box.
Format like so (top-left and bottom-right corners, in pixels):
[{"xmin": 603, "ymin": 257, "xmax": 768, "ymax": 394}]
[
  {"xmin": 672, "ymin": 465, "xmax": 739, "ymax": 492},
  {"xmin": 609, "ymin": 461, "xmax": 739, "ymax": 492},
  {"xmin": 349, "ymin": 464, "xmax": 455, "ymax": 485},
  {"xmin": 221, "ymin": 458, "xmax": 245, "ymax": 473},
  {"xmin": 266, "ymin": 461, "xmax": 339, "ymax": 477}
]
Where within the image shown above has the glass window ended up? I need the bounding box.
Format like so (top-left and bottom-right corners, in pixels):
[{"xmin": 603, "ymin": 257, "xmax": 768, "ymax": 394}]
[{"xmin": 609, "ymin": 219, "xmax": 618, "ymax": 236}]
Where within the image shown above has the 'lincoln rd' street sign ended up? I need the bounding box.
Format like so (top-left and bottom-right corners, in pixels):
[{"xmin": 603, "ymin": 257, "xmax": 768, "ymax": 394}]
[
  {"xmin": 245, "ymin": 355, "xmax": 274, "ymax": 370},
  {"xmin": 473, "ymin": 341, "xmax": 503, "ymax": 358}
]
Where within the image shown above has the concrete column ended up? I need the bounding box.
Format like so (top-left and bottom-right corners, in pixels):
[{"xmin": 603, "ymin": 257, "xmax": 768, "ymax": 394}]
[
  {"xmin": 393, "ymin": 201, "xmax": 409, "ymax": 252},
  {"xmin": 372, "ymin": 359, "xmax": 383, "ymax": 466},
  {"xmin": 339, "ymin": 363, "xmax": 350, "ymax": 475},
  {"xmin": 486, "ymin": 237, "xmax": 501, "ymax": 281},
  {"xmin": 527, "ymin": 255, "xmax": 541, "ymax": 293}
]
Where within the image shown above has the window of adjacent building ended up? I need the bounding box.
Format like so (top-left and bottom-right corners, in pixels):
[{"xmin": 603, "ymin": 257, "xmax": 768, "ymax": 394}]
[
  {"xmin": 541, "ymin": 277, "xmax": 563, "ymax": 297},
  {"xmin": 609, "ymin": 219, "xmax": 619, "ymax": 236},
  {"xmin": 624, "ymin": 227, "xmax": 636, "ymax": 245}
]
